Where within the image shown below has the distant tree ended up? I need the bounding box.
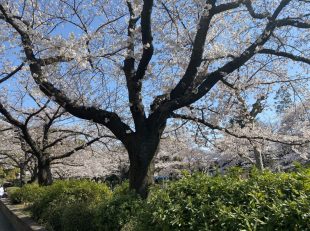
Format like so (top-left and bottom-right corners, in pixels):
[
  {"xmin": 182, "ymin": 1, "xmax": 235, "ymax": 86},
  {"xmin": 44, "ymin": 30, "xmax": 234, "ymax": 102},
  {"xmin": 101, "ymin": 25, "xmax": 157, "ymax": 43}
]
[
  {"xmin": 0, "ymin": 96, "xmax": 108, "ymax": 185},
  {"xmin": 174, "ymin": 92, "xmax": 310, "ymax": 171},
  {"xmin": 275, "ymin": 100, "xmax": 310, "ymax": 165},
  {"xmin": 0, "ymin": 128, "xmax": 36, "ymax": 185}
]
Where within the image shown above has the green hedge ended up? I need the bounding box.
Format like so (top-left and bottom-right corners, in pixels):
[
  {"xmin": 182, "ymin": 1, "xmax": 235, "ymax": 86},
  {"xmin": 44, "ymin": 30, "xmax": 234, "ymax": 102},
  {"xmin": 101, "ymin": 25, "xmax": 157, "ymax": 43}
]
[
  {"xmin": 95, "ymin": 182, "xmax": 144, "ymax": 231},
  {"xmin": 10, "ymin": 180, "xmax": 112, "ymax": 231},
  {"xmin": 11, "ymin": 167, "xmax": 310, "ymax": 231},
  {"xmin": 8, "ymin": 184, "xmax": 46, "ymax": 204},
  {"xmin": 143, "ymin": 168, "xmax": 310, "ymax": 231}
]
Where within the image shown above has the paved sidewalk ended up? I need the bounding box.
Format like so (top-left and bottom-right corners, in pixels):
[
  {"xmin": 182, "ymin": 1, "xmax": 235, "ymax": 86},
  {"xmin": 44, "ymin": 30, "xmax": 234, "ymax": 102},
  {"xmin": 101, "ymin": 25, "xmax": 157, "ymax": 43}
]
[{"xmin": 0, "ymin": 209, "xmax": 15, "ymax": 231}]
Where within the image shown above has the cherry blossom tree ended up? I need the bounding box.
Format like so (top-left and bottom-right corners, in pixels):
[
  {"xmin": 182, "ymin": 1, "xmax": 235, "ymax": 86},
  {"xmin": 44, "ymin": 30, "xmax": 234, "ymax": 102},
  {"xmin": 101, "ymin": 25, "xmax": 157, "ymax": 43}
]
[
  {"xmin": 0, "ymin": 94, "xmax": 109, "ymax": 185},
  {"xmin": 0, "ymin": 0, "xmax": 309, "ymax": 196},
  {"xmin": 275, "ymin": 99, "xmax": 310, "ymax": 166},
  {"xmin": 173, "ymin": 86, "xmax": 310, "ymax": 171},
  {"xmin": 0, "ymin": 127, "xmax": 36, "ymax": 185}
]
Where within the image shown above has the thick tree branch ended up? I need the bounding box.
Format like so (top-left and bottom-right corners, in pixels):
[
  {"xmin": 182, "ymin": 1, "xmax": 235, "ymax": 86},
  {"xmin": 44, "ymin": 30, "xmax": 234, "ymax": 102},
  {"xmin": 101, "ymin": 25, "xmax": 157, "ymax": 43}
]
[
  {"xmin": 124, "ymin": 1, "xmax": 147, "ymax": 132},
  {"xmin": 37, "ymin": 56, "xmax": 73, "ymax": 66},
  {"xmin": 276, "ymin": 18, "xmax": 310, "ymax": 28},
  {"xmin": 171, "ymin": 112, "xmax": 310, "ymax": 145},
  {"xmin": 170, "ymin": 0, "xmax": 216, "ymax": 99},
  {"xmin": 0, "ymin": 63, "xmax": 25, "ymax": 84},
  {"xmin": 258, "ymin": 49, "xmax": 310, "ymax": 64},
  {"xmin": 50, "ymin": 136, "xmax": 101, "ymax": 161},
  {"xmin": 135, "ymin": 0, "xmax": 154, "ymax": 81}
]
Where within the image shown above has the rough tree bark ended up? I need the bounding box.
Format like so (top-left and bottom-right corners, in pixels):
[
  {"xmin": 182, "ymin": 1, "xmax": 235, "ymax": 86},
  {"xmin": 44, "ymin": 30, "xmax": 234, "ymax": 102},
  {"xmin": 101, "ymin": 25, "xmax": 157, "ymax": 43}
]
[
  {"xmin": 253, "ymin": 145, "xmax": 264, "ymax": 171},
  {"xmin": 126, "ymin": 132, "xmax": 161, "ymax": 197},
  {"xmin": 37, "ymin": 156, "xmax": 53, "ymax": 186},
  {"xmin": 28, "ymin": 163, "xmax": 38, "ymax": 184},
  {"xmin": 19, "ymin": 163, "xmax": 27, "ymax": 186}
]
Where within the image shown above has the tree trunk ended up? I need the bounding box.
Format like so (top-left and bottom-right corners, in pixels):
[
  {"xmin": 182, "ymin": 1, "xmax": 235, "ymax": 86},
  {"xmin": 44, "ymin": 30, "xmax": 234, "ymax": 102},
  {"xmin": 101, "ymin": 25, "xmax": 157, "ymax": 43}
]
[
  {"xmin": 253, "ymin": 146, "xmax": 264, "ymax": 171},
  {"xmin": 19, "ymin": 164, "xmax": 26, "ymax": 186},
  {"xmin": 127, "ymin": 133, "xmax": 160, "ymax": 198},
  {"xmin": 37, "ymin": 158, "xmax": 53, "ymax": 186},
  {"xmin": 28, "ymin": 163, "xmax": 38, "ymax": 183}
]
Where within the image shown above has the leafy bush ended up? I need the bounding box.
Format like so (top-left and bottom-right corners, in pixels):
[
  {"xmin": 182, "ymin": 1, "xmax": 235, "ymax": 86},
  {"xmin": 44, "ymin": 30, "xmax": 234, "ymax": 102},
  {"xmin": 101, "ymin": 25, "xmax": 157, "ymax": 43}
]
[
  {"xmin": 7, "ymin": 187, "xmax": 22, "ymax": 204},
  {"xmin": 30, "ymin": 180, "xmax": 111, "ymax": 220},
  {"xmin": 2, "ymin": 168, "xmax": 19, "ymax": 181},
  {"xmin": 61, "ymin": 203, "xmax": 98, "ymax": 231},
  {"xmin": 95, "ymin": 182, "xmax": 144, "ymax": 231},
  {"xmin": 15, "ymin": 180, "xmax": 112, "ymax": 231},
  {"xmin": 140, "ymin": 168, "xmax": 310, "ymax": 231},
  {"xmin": 7, "ymin": 184, "xmax": 43, "ymax": 204}
]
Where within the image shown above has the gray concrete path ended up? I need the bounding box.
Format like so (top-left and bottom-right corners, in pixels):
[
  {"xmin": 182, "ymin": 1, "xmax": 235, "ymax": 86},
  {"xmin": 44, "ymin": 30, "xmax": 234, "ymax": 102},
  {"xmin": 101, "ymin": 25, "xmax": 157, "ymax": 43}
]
[{"xmin": 0, "ymin": 210, "xmax": 15, "ymax": 231}]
